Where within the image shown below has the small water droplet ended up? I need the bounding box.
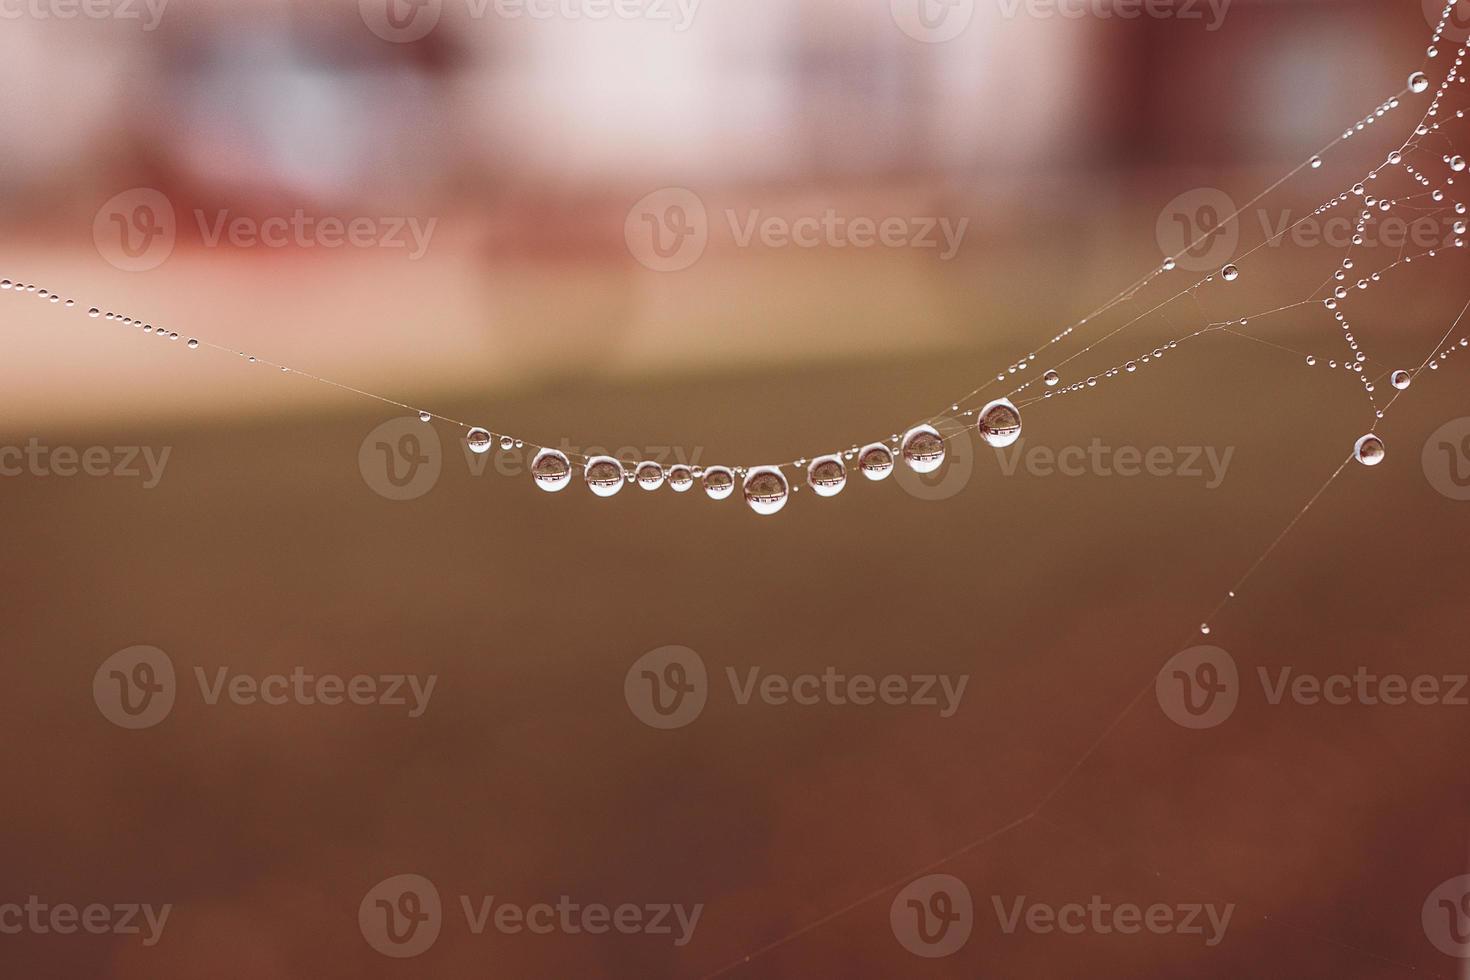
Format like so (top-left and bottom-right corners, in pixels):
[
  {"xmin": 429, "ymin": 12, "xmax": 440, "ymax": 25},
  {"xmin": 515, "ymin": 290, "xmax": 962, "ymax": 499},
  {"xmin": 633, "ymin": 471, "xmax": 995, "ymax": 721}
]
[
  {"xmin": 418, "ymin": 411, "xmax": 432, "ymax": 423},
  {"xmin": 1409, "ymin": 70, "xmax": 1430, "ymax": 94},
  {"xmin": 668, "ymin": 465, "xmax": 695, "ymax": 493},
  {"xmin": 1354, "ymin": 434, "xmax": 1386, "ymax": 466},
  {"xmin": 635, "ymin": 461, "xmax": 665, "ymax": 491},
  {"xmin": 1221, "ymin": 264, "xmax": 1240, "ymax": 282},
  {"xmin": 187, "ymin": 338, "xmax": 199, "ymax": 349},
  {"xmin": 1391, "ymin": 370, "xmax": 1412, "ymax": 390},
  {"xmin": 1043, "ymin": 369, "xmax": 1060, "ymax": 387}
]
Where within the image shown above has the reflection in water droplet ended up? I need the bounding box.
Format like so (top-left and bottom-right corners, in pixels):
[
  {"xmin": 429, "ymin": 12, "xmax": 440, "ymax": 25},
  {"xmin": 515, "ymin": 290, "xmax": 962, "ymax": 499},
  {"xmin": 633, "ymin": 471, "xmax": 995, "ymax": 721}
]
[
  {"xmin": 976, "ymin": 398, "xmax": 1022, "ymax": 448},
  {"xmin": 1390, "ymin": 370, "xmax": 1411, "ymax": 390},
  {"xmin": 1409, "ymin": 70, "xmax": 1430, "ymax": 94},
  {"xmin": 1221, "ymin": 264, "xmax": 1240, "ymax": 282},
  {"xmin": 1043, "ymin": 369, "xmax": 1060, "ymax": 387},
  {"xmin": 901, "ymin": 425, "xmax": 946, "ymax": 474},
  {"xmin": 743, "ymin": 467, "xmax": 790, "ymax": 516},
  {"xmin": 1353, "ymin": 434, "xmax": 1386, "ymax": 466},
  {"xmin": 532, "ymin": 449, "xmax": 572, "ymax": 493},
  {"xmin": 859, "ymin": 443, "xmax": 895, "ymax": 481},
  {"xmin": 467, "ymin": 428, "xmax": 493, "ymax": 454},
  {"xmin": 668, "ymin": 465, "xmax": 695, "ymax": 493},
  {"xmin": 585, "ymin": 456, "xmax": 625, "ymax": 497},
  {"xmin": 636, "ymin": 461, "xmax": 665, "ymax": 491},
  {"xmin": 703, "ymin": 466, "xmax": 735, "ymax": 500},
  {"xmin": 807, "ymin": 456, "xmax": 847, "ymax": 498}
]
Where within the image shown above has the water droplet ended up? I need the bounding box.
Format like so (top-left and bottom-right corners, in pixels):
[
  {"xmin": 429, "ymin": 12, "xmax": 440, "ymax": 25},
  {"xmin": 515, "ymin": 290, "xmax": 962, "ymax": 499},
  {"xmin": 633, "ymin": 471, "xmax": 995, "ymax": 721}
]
[
  {"xmin": 858, "ymin": 443, "xmax": 895, "ymax": 481},
  {"xmin": 1409, "ymin": 70, "xmax": 1430, "ymax": 94},
  {"xmin": 1199, "ymin": 623, "xmax": 1211, "ymax": 636},
  {"xmin": 1391, "ymin": 370, "xmax": 1412, "ymax": 390},
  {"xmin": 467, "ymin": 428, "xmax": 493, "ymax": 454},
  {"xmin": 703, "ymin": 466, "xmax": 735, "ymax": 500},
  {"xmin": 88, "ymin": 307, "xmax": 100, "ymax": 318},
  {"xmin": 1162, "ymin": 257, "xmax": 1176, "ymax": 271},
  {"xmin": 1221, "ymin": 264, "xmax": 1240, "ymax": 282},
  {"xmin": 635, "ymin": 461, "xmax": 665, "ymax": 491},
  {"xmin": 1310, "ymin": 155, "xmax": 1322, "ymax": 169},
  {"xmin": 1354, "ymin": 434, "xmax": 1386, "ymax": 466},
  {"xmin": 977, "ymin": 398, "xmax": 1022, "ymax": 448},
  {"xmin": 807, "ymin": 456, "xmax": 847, "ymax": 498},
  {"xmin": 901, "ymin": 425, "xmax": 946, "ymax": 475},
  {"xmin": 1306, "ymin": 355, "xmax": 1316, "ymax": 366},
  {"xmin": 531, "ymin": 449, "xmax": 572, "ymax": 493},
  {"xmin": 1043, "ymin": 369, "xmax": 1060, "ymax": 387},
  {"xmin": 187, "ymin": 339, "xmax": 199, "ymax": 349},
  {"xmin": 743, "ymin": 467, "xmax": 790, "ymax": 516},
  {"xmin": 418, "ymin": 411, "xmax": 432, "ymax": 423},
  {"xmin": 1452, "ymin": 155, "xmax": 1467, "ymax": 172},
  {"xmin": 668, "ymin": 465, "xmax": 695, "ymax": 493},
  {"xmin": 585, "ymin": 455, "xmax": 625, "ymax": 497}
]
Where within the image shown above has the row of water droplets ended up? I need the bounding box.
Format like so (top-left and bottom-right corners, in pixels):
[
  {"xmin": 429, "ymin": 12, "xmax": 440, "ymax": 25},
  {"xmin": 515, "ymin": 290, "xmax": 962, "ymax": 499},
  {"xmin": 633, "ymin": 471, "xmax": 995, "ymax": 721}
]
[{"xmin": 3, "ymin": 40, "xmax": 1465, "ymax": 520}]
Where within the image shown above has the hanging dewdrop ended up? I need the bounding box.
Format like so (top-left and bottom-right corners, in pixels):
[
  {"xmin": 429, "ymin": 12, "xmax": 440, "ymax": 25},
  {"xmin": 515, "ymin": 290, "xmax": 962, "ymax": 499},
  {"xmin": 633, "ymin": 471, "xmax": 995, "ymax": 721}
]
[
  {"xmin": 743, "ymin": 467, "xmax": 790, "ymax": 516},
  {"xmin": 976, "ymin": 398, "xmax": 1023, "ymax": 448},
  {"xmin": 531, "ymin": 449, "xmax": 573, "ymax": 492},
  {"xmin": 585, "ymin": 455, "xmax": 625, "ymax": 497},
  {"xmin": 901, "ymin": 425, "xmax": 946, "ymax": 474},
  {"xmin": 807, "ymin": 456, "xmax": 848, "ymax": 498}
]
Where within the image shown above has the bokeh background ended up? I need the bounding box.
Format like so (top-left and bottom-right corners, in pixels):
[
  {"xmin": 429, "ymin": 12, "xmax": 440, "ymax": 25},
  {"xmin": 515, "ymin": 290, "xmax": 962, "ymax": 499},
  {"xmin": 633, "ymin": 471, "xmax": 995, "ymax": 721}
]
[{"xmin": 3, "ymin": 0, "xmax": 1470, "ymax": 976}]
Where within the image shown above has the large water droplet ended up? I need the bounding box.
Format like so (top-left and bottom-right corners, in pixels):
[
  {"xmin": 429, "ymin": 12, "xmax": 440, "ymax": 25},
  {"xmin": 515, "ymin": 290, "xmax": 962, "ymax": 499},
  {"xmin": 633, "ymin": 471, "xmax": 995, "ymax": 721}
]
[
  {"xmin": 1409, "ymin": 70, "xmax": 1430, "ymax": 94},
  {"xmin": 807, "ymin": 455, "xmax": 847, "ymax": 498},
  {"xmin": 531, "ymin": 449, "xmax": 572, "ymax": 493},
  {"xmin": 703, "ymin": 466, "xmax": 735, "ymax": 500},
  {"xmin": 743, "ymin": 467, "xmax": 789, "ymax": 516},
  {"xmin": 585, "ymin": 456, "xmax": 625, "ymax": 497},
  {"xmin": 1390, "ymin": 370, "xmax": 1412, "ymax": 390},
  {"xmin": 635, "ymin": 461, "xmax": 665, "ymax": 491},
  {"xmin": 901, "ymin": 425, "xmax": 946, "ymax": 474},
  {"xmin": 467, "ymin": 428, "xmax": 493, "ymax": 454},
  {"xmin": 1354, "ymin": 434, "xmax": 1386, "ymax": 466},
  {"xmin": 1221, "ymin": 264, "xmax": 1240, "ymax": 282},
  {"xmin": 977, "ymin": 398, "xmax": 1022, "ymax": 448},
  {"xmin": 858, "ymin": 443, "xmax": 895, "ymax": 481},
  {"xmin": 668, "ymin": 465, "xmax": 695, "ymax": 493},
  {"xmin": 1043, "ymin": 369, "xmax": 1060, "ymax": 387}
]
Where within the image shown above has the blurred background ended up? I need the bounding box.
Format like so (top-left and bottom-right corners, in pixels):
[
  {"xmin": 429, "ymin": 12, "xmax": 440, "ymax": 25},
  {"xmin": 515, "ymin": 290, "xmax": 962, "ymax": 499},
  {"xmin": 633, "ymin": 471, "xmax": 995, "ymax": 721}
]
[{"xmin": 3, "ymin": 0, "xmax": 1470, "ymax": 976}]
